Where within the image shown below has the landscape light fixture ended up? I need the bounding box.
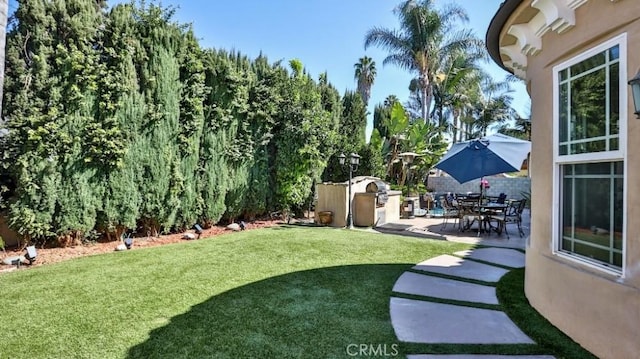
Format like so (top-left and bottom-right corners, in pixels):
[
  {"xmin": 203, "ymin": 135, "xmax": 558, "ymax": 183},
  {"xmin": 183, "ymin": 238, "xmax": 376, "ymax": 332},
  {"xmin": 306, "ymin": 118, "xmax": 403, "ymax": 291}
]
[
  {"xmin": 338, "ymin": 152, "xmax": 360, "ymax": 229},
  {"xmin": 399, "ymin": 152, "xmax": 419, "ymax": 218},
  {"xmin": 25, "ymin": 245, "xmax": 37, "ymax": 264},
  {"xmin": 194, "ymin": 224, "xmax": 204, "ymax": 239}
]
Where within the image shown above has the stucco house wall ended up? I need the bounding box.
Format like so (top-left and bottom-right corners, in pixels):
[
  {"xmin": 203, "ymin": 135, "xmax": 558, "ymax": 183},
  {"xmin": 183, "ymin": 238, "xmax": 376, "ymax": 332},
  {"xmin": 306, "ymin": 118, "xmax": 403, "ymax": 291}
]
[{"xmin": 488, "ymin": 1, "xmax": 640, "ymax": 358}]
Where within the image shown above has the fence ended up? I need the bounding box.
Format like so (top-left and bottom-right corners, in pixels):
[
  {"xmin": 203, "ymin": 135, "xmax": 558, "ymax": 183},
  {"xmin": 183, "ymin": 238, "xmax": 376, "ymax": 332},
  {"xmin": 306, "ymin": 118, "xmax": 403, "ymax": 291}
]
[{"xmin": 427, "ymin": 176, "xmax": 530, "ymax": 200}]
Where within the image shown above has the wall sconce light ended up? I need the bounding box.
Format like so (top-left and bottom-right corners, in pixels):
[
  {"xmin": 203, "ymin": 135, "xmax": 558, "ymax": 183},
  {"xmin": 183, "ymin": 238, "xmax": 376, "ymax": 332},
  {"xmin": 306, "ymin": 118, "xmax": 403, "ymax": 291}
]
[{"xmin": 628, "ymin": 69, "xmax": 640, "ymax": 118}]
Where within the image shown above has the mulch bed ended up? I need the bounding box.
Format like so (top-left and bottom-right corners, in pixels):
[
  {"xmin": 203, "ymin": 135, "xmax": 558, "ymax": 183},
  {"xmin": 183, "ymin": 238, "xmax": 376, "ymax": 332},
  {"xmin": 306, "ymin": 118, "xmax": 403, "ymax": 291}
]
[{"xmin": 1, "ymin": 219, "xmax": 281, "ymax": 271}]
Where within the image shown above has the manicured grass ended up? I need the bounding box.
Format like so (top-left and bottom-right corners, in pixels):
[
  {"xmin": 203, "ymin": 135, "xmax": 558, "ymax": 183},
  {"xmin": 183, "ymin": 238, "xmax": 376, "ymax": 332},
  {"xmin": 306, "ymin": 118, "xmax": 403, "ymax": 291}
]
[
  {"xmin": 496, "ymin": 268, "xmax": 598, "ymax": 359},
  {"xmin": 0, "ymin": 226, "xmax": 471, "ymax": 359}
]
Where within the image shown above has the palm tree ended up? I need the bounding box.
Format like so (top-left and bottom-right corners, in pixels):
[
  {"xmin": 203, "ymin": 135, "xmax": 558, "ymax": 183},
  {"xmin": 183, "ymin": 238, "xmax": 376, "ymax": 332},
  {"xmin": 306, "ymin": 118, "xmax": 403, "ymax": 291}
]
[
  {"xmin": 497, "ymin": 113, "xmax": 532, "ymax": 141},
  {"xmin": 472, "ymin": 75, "xmax": 515, "ymax": 137},
  {"xmin": 364, "ymin": 0, "xmax": 483, "ymax": 124},
  {"xmin": 384, "ymin": 94, "xmax": 399, "ymax": 107},
  {"xmin": 354, "ymin": 56, "xmax": 376, "ymax": 107},
  {"xmin": 430, "ymin": 49, "xmax": 483, "ymax": 138}
]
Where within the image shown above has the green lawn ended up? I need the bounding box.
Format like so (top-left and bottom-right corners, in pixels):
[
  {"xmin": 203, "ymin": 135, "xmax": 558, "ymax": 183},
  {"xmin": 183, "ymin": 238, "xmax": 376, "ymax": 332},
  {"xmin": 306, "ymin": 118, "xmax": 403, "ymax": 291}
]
[{"xmin": 0, "ymin": 226, "xmax": 471, "ymax": 359}]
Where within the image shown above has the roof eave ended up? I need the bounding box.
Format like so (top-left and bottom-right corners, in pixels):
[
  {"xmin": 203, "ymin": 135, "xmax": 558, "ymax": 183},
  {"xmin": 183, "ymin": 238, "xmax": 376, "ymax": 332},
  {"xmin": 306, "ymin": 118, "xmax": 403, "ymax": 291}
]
[{"xmin": 486, "ymin": 0, "xmax": 525, "ymax": 74}]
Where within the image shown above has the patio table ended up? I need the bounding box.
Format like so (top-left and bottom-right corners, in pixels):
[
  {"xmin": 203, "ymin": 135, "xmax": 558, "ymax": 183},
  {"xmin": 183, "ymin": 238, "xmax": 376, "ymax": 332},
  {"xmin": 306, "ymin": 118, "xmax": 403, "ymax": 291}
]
[{"xmin": 459, "ymin": 200, "xmax": 508, "ymax": 236}]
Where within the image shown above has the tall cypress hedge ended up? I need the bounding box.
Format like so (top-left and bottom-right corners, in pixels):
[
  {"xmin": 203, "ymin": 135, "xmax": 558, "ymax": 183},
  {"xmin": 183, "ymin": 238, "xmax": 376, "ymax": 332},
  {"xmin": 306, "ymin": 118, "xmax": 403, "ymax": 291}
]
[{"xmin": 0, "ymin": 0, "xmax": 363, "ymax": 244}]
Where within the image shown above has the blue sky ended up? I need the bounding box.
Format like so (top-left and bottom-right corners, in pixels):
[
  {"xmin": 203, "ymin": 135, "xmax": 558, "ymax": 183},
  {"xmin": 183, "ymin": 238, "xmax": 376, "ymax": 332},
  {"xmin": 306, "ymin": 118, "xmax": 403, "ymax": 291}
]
[{"xmin": 18, "ymin": 0, "xmax": 529, "ymax": 139}]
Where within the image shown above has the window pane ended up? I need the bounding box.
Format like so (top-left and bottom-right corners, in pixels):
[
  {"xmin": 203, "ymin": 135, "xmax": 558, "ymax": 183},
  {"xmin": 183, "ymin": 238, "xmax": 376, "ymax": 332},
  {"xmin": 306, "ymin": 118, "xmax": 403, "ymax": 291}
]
[
  {"xmin": 559, "ymin": 145, "xmax": 568, "ymax": 155},
  {"xmin": 574, "ymin": 242, "xmax": 611, "ymax": 264},
  {"xmin": 559, "ymin": 83, "xmax": 568, "ymax": 143},
  {"xmin": 560, "ymin": 162, "xmax": 623, "ymax": 269},
  {"xmin": 561, "ymin": 174, "xmax": 573, "ymax": 244},
  {"xmin": 613, "ymin": 253, "xmax": 622, "ymax": 267},
  {"xmin": 570, "ymin": 52, "xmax": 605, "ymax": 77},
  {"xmin": 574, "ymin": 162, "xmax": 611, "ymax": 175},
  {"xmin": 569, "ymin": 140, "xmax": 606, "ymax": 154},
  {"xmin": 570, "ymin": 68, "xmax": 606, "ymax": 142},
  {"xmin": 609, "ymin": 45, "xmax": 619, "ymax": 60},
  {"xmin": 560, "ymin": 69, "xmax": 568, "ymax": 82},
  {"xmin": 613, "ymin": 176, "xmax": 623, "ymax": 250},
  {"xmin": 609, "ymin": 62, "xmax": 620, "ymax": 137}
]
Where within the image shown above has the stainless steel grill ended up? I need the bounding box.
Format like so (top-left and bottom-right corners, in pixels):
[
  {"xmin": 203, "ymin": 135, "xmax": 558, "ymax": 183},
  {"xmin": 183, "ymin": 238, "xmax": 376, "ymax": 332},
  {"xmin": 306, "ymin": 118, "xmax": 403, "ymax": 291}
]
[{"xmin": 366, "ymin": 180, "xmax": 388, "ymax": 206}]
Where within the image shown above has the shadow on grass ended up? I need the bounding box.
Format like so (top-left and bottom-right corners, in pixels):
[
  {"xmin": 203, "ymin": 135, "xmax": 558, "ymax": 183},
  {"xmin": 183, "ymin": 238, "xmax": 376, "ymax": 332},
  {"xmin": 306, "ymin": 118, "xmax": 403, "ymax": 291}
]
[{"xmin": 127, "ymin": 264, "xmax": 410, "ymax": 359}]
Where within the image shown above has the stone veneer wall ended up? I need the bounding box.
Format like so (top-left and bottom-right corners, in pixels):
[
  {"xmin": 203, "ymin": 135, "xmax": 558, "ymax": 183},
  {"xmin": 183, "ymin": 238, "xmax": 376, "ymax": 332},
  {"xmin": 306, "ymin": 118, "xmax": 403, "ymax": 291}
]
[{"xmin": 427, "ymin": 176, "xmax": 530, "ymax": 200}]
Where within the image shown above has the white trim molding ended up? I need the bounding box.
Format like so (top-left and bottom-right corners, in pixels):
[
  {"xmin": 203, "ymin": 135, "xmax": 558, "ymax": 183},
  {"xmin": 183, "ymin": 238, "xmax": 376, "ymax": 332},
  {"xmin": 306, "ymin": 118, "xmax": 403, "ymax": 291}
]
[
  {"xmin": 500, "ymin": 45, "xmax": 528, "ymax": 71},
  {"xmin": 498, "ymin": 0, "xmax": 601, "ymax": 79},
  {"xmin": 532, "ymin": 0, "xmax": 576, "ymax": 34},
  {"xmin": 507, "ymin": 23, "xmax": 542, "ymax": 56}
]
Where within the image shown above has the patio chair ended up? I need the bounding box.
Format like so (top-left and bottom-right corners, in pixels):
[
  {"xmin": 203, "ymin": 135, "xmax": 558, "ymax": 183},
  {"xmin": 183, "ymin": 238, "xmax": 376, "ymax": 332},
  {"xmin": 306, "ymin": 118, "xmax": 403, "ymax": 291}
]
[
  {"xmin": 494, "ymin": 199, "xmax": 526, "ymax": 239},
  {"xmin": 457, "ymin": 197, "xmax": 483, "ymax": 236},
  {"xmin": 487, "ymin": 193, "xmax": 507, "ymax": 204},
  {"xmin": 440, "ymin": 195, "xmax": 460, "ymax": 231}
]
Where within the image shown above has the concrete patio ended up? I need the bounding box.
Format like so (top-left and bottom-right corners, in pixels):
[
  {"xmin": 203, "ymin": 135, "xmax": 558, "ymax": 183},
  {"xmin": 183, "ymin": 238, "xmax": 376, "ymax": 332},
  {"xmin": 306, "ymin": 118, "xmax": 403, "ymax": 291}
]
[{"xmin": 374, "ymin": 209, "xmax": 530, "ymax": 250}]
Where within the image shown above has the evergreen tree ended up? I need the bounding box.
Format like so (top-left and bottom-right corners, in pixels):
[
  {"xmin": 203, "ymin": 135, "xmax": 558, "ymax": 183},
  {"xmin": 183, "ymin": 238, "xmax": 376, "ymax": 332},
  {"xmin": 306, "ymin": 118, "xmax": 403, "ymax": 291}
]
[
  {"xmin": 322, "ymin": 90, "xmax": 366, "ymax": 183},
  {"xmin": 4, "ymin": 0, "xmax": 108, "ymax": 244},
  {"xmin": 243, "ymin": 55, "xmax": 285, "ymax": 218},
  {"xmin": 135, "ymin": 3, "xmax": 183, "ymax": 236},
  {"xmin": 273, "ymin": 61, "xmax": 337, "ymax": 214},
  {"xmin": 98, "ymin": 3, "xmax": 145, "ymax": 240},
  {"xmin": 222, "ymin": 51, "xmax": 254, "ymax": 222},
  {"xmin": 199, "ymin": 50, "xmax": 251, "ymax": 224},
  {"xmin": 175, "ymin": 29, "xmax": 207, "ymax": 228},
  {"xmin": 339, "ymin": 91, "xmax": 367, "ymax": 147}
]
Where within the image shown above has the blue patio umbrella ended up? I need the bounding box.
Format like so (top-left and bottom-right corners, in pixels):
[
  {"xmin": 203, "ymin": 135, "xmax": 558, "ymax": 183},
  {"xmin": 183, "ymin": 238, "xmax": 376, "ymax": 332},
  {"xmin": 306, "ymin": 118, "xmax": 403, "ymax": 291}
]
[{"xmin": 434, "ymin": 133, "xmax": 531, "ymax": 184}]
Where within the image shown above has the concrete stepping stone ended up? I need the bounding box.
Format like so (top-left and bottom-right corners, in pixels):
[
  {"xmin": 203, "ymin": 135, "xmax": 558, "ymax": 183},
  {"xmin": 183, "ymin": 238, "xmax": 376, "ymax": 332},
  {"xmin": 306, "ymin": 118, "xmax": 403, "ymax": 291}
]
[
  {"xmin": 408, "ymin": 355, "xmax": 555, "ymax": 359},
  {"xmin": 413, "ymin": 255, "xmax": 509, "ymax": 283},
  {"xmin": 454, "ymin": 248, "xmax": 525, "ymax": 268},
  {"xmin": 390, "ymin": 297, "xmax": 534, "ymax": 344},
  {"xmin": 393, "ymin": 272, "xmax": 498, "ymax": 305}
]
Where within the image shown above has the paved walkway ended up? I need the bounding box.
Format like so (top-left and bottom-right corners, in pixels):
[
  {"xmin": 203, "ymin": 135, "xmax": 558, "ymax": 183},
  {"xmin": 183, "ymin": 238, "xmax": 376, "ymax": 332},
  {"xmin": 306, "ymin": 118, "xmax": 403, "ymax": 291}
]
[{"xmin": 390, "ymin": 247, "xmax": 556, "ymax": 358}]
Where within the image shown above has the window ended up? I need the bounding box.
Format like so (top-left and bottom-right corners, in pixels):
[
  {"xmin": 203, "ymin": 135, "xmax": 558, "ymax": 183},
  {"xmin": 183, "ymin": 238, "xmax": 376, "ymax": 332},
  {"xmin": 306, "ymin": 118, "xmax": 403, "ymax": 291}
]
[{"xmin": 553, "ymin": 34, "xmax": 626, "ymax": 273}]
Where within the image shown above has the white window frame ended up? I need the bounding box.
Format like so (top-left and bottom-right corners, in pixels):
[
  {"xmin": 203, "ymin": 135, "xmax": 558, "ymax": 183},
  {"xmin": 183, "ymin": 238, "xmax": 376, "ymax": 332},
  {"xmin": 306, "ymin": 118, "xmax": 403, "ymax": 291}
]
[{"xmin": 551, "ymin": 33, "xmax": 628, "ymax": 276}]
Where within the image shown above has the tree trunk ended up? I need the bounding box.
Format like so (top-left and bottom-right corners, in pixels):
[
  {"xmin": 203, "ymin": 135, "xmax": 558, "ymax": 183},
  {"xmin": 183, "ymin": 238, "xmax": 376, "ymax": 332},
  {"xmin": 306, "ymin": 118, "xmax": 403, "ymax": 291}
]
[
  {"xmin": 421, "ymin": 86, "xmax": 427, "ymax": 124},
  {"xmin": 452, "ymin": 109, "xmax": 459, "ymax": 144},
  {"xmin": 420, "ymin": 75, "xmax": 432, "ymax": 125},
  {"xmin": 0, "ymin": 0, "xmax": 7, "ymax": 119},
  {"xmin": 425, "ymin": 88, "xmax": 432, "ymax": 124}
]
